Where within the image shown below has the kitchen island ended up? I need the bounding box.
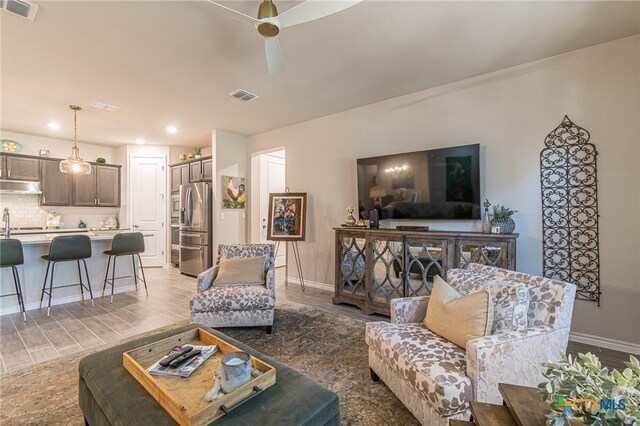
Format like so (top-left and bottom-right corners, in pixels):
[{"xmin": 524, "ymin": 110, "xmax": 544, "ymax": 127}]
[{"xmin": 0, "ymin": 230, "xmax": 138, "ymax": 315}]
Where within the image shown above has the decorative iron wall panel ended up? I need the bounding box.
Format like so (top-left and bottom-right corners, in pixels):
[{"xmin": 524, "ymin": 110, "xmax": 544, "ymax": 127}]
[{"xmin": 540, "ymin": 116, "xmax": 600, "ymax": 305}]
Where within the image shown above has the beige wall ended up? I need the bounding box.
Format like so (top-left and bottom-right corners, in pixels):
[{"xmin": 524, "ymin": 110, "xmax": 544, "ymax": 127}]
[
  {"xmin": 0, "ymin": 130, "xmax": 118, "ymax": 163},
  {"xmin": 248, "ymin": 36, "xmax": 640, "ymax": 345},
  {"xmin": 212, "ymin": 129, "xmax": 248, "ymax": 250}
]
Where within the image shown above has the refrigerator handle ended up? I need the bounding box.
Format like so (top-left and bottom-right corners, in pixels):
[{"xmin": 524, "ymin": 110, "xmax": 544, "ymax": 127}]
[{"xmin": 187, "ymin": 186, "xmax": 194, "ymax": 226}]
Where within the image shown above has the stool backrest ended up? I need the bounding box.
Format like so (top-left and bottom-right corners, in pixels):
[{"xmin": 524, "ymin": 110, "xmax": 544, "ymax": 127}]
[
  {"xmin": 110, "ymin": 232, "xmax": 145, "ymax": 255},
  {"xmin": 0, "ymin": 238, "xmax": 24, "ymax": 266},
  {"xmin": 48, "ymin": 234, "xmax": 92, "ymax": 261}
]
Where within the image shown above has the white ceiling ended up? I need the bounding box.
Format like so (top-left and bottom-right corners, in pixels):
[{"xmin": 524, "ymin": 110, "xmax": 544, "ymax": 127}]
[{"xmin": 1, "ymin": 1, "xmax": 638, "ymax": 147}]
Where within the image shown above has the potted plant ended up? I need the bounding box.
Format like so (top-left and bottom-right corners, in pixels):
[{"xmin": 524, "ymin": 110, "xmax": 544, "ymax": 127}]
[
  {"xmin": 194, "ymin": 147, "xmax": 202, "ymax": 159},
  {"xmin": 490, "ymin": 204, "xmax": 518, "ymax": 234},
  {"xmin": 539, "ymin": 352, "xmax": 640, "ymax": 425}
]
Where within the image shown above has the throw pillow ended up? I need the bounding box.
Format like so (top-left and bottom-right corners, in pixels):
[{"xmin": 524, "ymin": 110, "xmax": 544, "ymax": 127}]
[
  {"xmin": 214, "ymin": 256, "xmax": 266, "ymax": 285},
  {"xmin": 447, "ymin": 268, "xmax": 529, "ymax": 333},
  {"xmin": 424, "ymin": 276, "xmax": 493, "ymax": 348}
]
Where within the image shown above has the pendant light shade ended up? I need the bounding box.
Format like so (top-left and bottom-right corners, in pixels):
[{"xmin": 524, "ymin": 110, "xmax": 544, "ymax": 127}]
[{"xmin": 60, "ymin": 105, "xmax": 91, "ymax": 175}]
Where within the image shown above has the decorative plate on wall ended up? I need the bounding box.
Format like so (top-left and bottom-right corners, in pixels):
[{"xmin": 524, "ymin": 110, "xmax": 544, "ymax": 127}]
[{"xmin": 0, "ymin": 139, "xmax": 23, "ymax": 153}]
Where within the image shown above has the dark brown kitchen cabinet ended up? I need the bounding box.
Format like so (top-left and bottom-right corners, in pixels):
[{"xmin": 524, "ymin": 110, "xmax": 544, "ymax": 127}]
[
  {"xmin": 72, "ymin": 165, "xmax": 121, "ymax": 207},
  {"xmin": 189, "ymin": 161, "xmax": 202, "ymax": 183},
  {"xmin": 171, "ymin": 164, "xmax": 189, "ymax": 192},
  {"xmin": 201, "ymin": 158, "xmax": 213, "ymax": 181},
  {"xmin": 40, "ymin": 159, "xmax": 71, "ymax": 206},
  {"xmin": 95, "ymin": 166, "xmax": 120, "ymax": 206},
  {"xmin": 3, "ymin": 155, "xmax": 39, "ymax": 181}
]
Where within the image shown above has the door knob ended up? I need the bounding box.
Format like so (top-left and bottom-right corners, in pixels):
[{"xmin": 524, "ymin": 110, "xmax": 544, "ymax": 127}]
[
  {"xmin": 262, "ymin": 225, "xmax": 267, "ymax": 229},
  {"xmin": 134, "ymin": 225, "xmax": 140, "ymax": 228}
]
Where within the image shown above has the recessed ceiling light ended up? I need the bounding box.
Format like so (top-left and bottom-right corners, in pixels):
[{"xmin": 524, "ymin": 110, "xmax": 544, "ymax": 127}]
[
  {"xmin": 166, "ymin": 126, "xmax": 177, "ymax": 134},
  {"xmin": 136, "ymin": 139, "xmax": 146, "ymax": 145},
  {"xmin": 48, "ymin": 122, "xmax": 60, "ymax": 130}
]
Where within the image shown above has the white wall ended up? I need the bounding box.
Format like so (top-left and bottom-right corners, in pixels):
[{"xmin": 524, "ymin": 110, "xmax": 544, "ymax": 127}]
[
  {"xmin": 248, "ymin": 36, "xmax": 640, "ymax": 346},
  {"xmin": 212, "ymin": 129, "xmax": 248, "ymax": 250},
  {"xmin": 0, "ymin": 131, "xmax": 118, "ymax": 163}
]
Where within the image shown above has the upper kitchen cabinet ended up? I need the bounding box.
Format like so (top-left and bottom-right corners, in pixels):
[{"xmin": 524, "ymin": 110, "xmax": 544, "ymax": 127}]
[
  {"xmin": 201, "ymin": 158, "xmax": 213, "ymax": 181},
  {"xmin": 1, "ymin": 154, "xmax": 39, "ymax": 181},
  {"xmin": 171, "ymin": 164, "xmax": 189, "ymax": 193},
  {"xmin": 189, "ymin": 161, "xmax": 202, "ymax": 183},
  {"xmin": 72, "ymin": 164, "xmax": 121, "ymax": 207},
  {"xmin": 40, "ymin": 159, "xmax": 71, "ymax": 206}
]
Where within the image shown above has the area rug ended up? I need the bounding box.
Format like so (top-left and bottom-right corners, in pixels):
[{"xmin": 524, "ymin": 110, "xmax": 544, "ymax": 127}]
[{"xmin": 0, "ymin": 303, "xmax": 418, "ymax": 425}]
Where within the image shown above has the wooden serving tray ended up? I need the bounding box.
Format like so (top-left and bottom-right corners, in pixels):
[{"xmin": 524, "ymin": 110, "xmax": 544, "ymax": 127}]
[{"xmin": 123, "ymin": 327, "xmax": 276, "ymax": 426}]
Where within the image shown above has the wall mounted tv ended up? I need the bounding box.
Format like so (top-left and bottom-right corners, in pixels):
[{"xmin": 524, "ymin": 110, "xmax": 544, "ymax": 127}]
[{"xmin": 357, "ymin": 144, "xmax": 480, "ymax": 220}]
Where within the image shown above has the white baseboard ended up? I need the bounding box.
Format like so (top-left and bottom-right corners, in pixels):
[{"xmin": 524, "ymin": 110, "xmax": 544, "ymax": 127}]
[
  {"xmin": 286, "ymin": 277, "xmax": 333, "ymax": 292},
  {"xmin": 570, "ymin": 331, "xmax": 640, "ymax": 355},
  {"xmin": 0, "ymin": 284, "xmax": 138, "ymax": 316}
]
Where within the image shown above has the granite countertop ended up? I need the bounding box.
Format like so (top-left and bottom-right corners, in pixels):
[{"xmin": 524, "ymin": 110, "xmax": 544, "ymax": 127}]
[
  {"xmin": 2, "ymin": 230, "xmax": 130, "ymax": 245},
  {"xmin": 10, "ymin": 227, "xmax": 130, "ymax": 235}
]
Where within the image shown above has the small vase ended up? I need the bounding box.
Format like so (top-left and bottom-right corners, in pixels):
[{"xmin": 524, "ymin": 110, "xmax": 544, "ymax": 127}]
[
  {"xmin": 345, "ymin": 213, "xmax": 357, "ymax": 226},
  {"xmin": 490, "ymin": 217, "xmax": 516, "ymax": 234},
  {"xmin": 195, "ymin": 154, "xmax": 202, "ymax": 159},
  {"xmin": 482, "ymin": 209, "xmax": 491, "ymax": 233}
]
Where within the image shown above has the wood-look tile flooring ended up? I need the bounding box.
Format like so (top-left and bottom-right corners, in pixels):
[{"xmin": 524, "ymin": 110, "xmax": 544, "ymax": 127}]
[{"xmin": 0, "ymin": 267, "xmax": 633, "ymax": 373}]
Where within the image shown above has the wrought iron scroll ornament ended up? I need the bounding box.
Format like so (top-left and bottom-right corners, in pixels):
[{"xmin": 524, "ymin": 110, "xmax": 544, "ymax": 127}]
[{"xmin": 540, "ymin": 116, "xmax": 600, "ymax": 305}]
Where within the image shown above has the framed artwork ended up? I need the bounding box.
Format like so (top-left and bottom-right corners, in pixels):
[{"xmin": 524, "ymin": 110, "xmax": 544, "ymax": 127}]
[
  {"xmin": 222, "ymin": 175, "xmax": 246, "ymax": 209},
  {"xmin": 267, "ymin": 193, "xmax": 307, "ymax": 241}
]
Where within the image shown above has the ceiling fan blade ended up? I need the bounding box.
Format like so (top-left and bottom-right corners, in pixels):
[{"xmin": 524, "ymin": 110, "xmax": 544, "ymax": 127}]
[
  {"xmin": 264, "ymin": 36, "xmax": 285, "ymax": 75},
  {"xmin": 278, "ymin": 0, "xmax": 363, "ymax": 28},
  {"xmin": 205, "ymin": 1, "xmax": 259, "ymax": 24}
]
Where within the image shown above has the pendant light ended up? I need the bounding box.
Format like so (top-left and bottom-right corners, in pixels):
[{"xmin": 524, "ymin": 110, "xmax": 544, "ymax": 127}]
[{"xmin": 59, "ymin": 105, "xmax": 91, "ymax": 174}]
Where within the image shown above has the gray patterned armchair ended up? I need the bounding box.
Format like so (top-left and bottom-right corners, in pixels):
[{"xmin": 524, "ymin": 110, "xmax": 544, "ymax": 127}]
[
  {"xmin": 190, "ymin": 244, "xmax": 276, "ymax": 334},
  {"xmin": 365, "ymin": 264, "xmax": 576, "ymax": 426}
]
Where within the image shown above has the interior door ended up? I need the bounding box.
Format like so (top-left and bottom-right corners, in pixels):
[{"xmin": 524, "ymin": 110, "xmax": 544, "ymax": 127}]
[
  {"xmin": 260, "ymin": 154, "xmax": 286, "ymax": 267},
  {"xmin": 130, "ymin": 156, "xmax": 166, "ymax": 267}
]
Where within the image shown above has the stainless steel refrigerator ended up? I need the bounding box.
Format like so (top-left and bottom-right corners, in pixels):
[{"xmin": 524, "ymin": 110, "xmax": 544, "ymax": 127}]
[{"xmin": 179, "ymin": 182, "xmax": 212, "ymax": 276}]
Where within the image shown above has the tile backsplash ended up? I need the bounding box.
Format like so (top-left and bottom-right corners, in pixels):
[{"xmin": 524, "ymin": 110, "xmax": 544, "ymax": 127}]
[{"xmin": 0, "ymin": 194, "xmax": 119, "ymax": 229}]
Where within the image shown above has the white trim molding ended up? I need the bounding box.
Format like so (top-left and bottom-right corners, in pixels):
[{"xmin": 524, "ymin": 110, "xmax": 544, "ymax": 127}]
[
  {"xmin": 286, "ymin": 277, "xmax": 333, "ymax": 292},
  {"xmin": 570, "ymin": 331, "xmax": 640, "ymax": 355}
]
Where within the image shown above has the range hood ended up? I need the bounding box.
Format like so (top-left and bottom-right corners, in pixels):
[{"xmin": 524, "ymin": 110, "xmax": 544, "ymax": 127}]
[{"xmin": 0, "ymin": 180, "xmax": 42, "ymax": 195}]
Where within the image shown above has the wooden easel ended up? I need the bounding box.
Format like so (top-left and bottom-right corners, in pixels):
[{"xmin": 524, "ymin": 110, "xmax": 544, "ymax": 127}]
[{"xmin": 274, "ymin": 241, "xmax": 305, "ymax": 291}]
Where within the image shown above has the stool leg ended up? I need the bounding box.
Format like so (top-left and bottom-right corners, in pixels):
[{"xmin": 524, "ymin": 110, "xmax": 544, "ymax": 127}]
[
  {"xmin": 47, "ymin": 262, "xmax": 56, "ymax": 317},
  {"xmin": 132, "ymin": 255, "xmax": 139, "ymax": 290},
  {"xmin": 82, "ymin": 259, "xmax": 94, "ymax": 306},
  {"xmin": 12, "ymin": 266, "xmax": 27, "ymax": 322},
  {"xmin": 102, "ymin": 255, "xmax": 111, "ymax": 298},
  {"xmin": 137, "ymin": 254, "xmax": 148, "ymax": 297},
  {"xmin": 110, "ymin": 256, "xmax": 117, "ymax": 303},
  {"xmin": 39, "ymin": 262, "xmax": 51, "ymax": 310},
  {"xmin": 77, "ymin": 260, "xmax": 85, "ymax": 301}
]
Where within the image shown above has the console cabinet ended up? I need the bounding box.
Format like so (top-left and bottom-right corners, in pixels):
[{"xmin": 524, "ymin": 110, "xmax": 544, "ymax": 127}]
[{"xmin": 334, "ymin": 228, "xmax": 518, "ymax": 316}]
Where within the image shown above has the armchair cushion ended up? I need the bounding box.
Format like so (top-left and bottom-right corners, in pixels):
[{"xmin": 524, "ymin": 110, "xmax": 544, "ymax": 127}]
[
  {"xmin": 447, "ymin": 269, "xmax": 529, "ymax": 333},
  {"xmin": 214, "ymin": 256, "xmax": 266, "ymax": 285},
  {"xmin": 190, "ymin": 284, "xmax": 275, "ymax": 313},
  {"xmin": 366, "ymin": 321, "xmax": 472, "ymax": 416}
]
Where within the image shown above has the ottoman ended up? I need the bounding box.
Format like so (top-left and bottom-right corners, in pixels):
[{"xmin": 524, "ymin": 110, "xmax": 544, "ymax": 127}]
[{"xmin": 79, "ymin": 324, "xmax": 340, "ymax": 426}]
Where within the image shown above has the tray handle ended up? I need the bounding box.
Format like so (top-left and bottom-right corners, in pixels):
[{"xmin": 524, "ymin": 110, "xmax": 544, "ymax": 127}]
[{"xmin": 220, "ymin": 386, "xmax": 263, "ymax": 415}]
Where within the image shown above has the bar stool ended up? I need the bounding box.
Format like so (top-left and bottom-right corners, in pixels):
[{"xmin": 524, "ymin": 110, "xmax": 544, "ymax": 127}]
[
  {"xmin": 0, "ymin": 239, "xmax": 27, "ymax": 322},
  {"xmin": 102, "ymin": 232, "xmax": 148, "ymax": 302},
  {"xmin": 39, "ymin": 234, "xmax": 94, "ymax": 316}
]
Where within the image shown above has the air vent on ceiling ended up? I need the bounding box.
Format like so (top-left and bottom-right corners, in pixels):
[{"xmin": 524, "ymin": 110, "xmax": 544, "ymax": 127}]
[
  {"xmin": 228, "ymin": 89, "xmax": 259, "ymax": 102},
  {"xmin": 90, "ymin": 101, "xmax": 120, "ymax": 112},
  {"xmin": 1, "ymin": 0, "xmax": 39, "ymax": 21}
]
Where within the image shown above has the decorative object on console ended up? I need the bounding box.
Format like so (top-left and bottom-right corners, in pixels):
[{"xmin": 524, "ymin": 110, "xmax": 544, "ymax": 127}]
[
  {"xmin": 345, "ymin": 206, "xmax": 357, "ymax": 226},
  {"xmin": 539, "ymin": 352, "xmax": 640, "ymax": 424},
  {"xmin": 0, "ymin": 139, "xmax": 23, "ymax": 153},
  {"xmin": 95, "ymin": 157, "xmax": 106, "ymax": 164},
  {"xmin": 490, "ymin": 204, "xmax": 517, "ymax": 234},
  {"xmin": 482, "ymin": 199, "xmax": 492, "ymax": 233},
  {"xmin": 59, "ymin": 105, "xmax": 92, "ymax": 175},
  {"xmin": 540, "ymin": 115, "xmax": 600, "ymax": 305},
  {"xmin": 39, "ymin": 149, "xmax": 50, "ymax": 157},
  {"xmin": 222, "ymin": 175, "xmax": 246, "ymax": 209}
]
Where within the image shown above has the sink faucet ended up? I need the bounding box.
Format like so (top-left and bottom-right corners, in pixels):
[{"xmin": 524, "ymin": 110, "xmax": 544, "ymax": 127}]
[{"xmin": 2, "ymin": 208, "xmax": 9, "ymax": 238}]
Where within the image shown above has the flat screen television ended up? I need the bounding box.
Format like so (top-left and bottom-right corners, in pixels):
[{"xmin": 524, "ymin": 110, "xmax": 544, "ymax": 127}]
[{"xmin": 357, "ymin": 144, "xmax": 480, "ymax": 220}]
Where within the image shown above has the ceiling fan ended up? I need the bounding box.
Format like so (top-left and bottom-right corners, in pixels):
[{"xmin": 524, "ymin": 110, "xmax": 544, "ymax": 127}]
[{"xmin": 206, "ymin": 0, "xmax": 363, "ymax": 75}]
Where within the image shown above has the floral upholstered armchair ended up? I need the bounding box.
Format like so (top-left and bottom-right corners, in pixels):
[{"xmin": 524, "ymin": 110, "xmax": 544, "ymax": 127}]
[
  {"xmin": 190, "ymin": 244, "xmax": 276, "ymax": 334},
  {"xmin": 365, "ymin": 263, "xmax": 577, "ymax": 426}
]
